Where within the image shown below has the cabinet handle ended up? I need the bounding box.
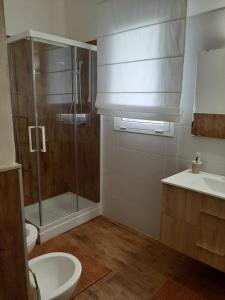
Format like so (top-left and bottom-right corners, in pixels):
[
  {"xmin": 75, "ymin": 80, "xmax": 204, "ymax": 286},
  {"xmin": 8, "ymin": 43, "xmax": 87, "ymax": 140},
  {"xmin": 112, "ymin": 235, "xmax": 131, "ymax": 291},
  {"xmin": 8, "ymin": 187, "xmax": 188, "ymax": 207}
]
[
  {"xmin": 200, "ymin": 210, "xmax": 225, "ymax": 221},
  {"xmin": 196, "ymin": 243, "xmax": 225, "ymax": 257}
]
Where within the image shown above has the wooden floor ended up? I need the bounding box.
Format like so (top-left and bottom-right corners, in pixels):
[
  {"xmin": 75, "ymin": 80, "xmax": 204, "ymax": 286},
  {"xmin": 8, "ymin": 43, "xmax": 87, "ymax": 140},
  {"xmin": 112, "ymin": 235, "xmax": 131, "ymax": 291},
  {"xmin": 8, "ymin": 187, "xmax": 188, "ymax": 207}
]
[{"xmin": 40, "ymin": 216, "xmax": 225, "ymax": 299}]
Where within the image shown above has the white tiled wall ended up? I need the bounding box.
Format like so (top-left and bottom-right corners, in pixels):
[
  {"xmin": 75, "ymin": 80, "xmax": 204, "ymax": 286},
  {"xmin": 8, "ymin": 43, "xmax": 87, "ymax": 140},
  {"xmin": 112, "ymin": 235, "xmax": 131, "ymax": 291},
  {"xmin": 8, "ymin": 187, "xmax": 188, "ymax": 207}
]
[
  {"xmin": 4, "ymin": 0, "xmax": 66, "ymax": 36},
  {"xmin": 102, "ymin": 8, "xmax": 225, "ymax": 239},
  {"xmin": 188, "ymin": 0, "xmax": 225, "ymax": 16}
]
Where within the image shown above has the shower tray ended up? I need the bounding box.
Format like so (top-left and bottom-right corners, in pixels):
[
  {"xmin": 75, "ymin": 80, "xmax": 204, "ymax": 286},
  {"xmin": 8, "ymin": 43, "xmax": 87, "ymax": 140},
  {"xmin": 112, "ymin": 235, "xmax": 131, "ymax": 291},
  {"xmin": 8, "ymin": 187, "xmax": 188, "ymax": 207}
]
[{"xmin": 25, "ymin": 192, "xmax": 102, "ymax": 243}]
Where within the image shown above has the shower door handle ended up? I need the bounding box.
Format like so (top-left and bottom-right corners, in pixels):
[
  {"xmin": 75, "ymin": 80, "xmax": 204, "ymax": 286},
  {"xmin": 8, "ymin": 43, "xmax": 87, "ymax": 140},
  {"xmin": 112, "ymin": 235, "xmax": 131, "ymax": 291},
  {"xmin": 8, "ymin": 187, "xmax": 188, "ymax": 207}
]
[
  {"xmin": 78, "ymin": 60, "xmax": 83, "ymax": 113},
  {"xmin": 88, "ymin": 51, "xmax": 92, "ymax": 104},
  {"xmin": 28, "ymin": 126, "xmax": 46, "ymax": 153},
  {"xmin": 39, "ymin": 126, "xmax": 47, "ymax": 153},
  {"xmin": 28, "ymin": 126, "xmax": 36, "ymax": 153}
]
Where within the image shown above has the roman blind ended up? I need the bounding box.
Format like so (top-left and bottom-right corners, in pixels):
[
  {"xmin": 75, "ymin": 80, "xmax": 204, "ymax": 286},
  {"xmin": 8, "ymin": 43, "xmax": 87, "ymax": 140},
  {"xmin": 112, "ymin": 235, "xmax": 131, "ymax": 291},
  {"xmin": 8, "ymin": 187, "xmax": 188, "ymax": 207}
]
[{"xmin": 96, "ymin": 0, "xmax": 187, "ymax": 122}]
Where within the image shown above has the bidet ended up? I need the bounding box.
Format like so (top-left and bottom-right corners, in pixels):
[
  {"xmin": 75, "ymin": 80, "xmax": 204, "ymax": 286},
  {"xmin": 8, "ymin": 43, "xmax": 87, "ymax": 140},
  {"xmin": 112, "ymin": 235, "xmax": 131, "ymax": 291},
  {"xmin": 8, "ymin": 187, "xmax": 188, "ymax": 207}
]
[{"xmin": 29, "ymin": 252, "xmax": 82, "ymax": 300}]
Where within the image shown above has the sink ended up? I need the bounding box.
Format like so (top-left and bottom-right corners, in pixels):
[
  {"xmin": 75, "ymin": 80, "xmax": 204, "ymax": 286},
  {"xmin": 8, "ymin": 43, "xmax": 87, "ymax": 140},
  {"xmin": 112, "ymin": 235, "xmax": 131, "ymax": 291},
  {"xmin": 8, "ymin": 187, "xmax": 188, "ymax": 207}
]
[
  {"xmin": 162, "ymin": 169, "xmax": 225, "ymax": 200},
  {"xmin": 202, "ymin": 177, "xmax": 225, "ymax": 194}
]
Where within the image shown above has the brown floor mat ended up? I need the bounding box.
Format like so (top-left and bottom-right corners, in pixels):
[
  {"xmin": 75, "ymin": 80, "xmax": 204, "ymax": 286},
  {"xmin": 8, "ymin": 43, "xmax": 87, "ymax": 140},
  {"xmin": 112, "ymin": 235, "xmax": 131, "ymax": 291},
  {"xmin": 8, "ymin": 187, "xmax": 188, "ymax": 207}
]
[{"xmin": 29, "ymin": 234, "xmax": 111, "ymax": 297}]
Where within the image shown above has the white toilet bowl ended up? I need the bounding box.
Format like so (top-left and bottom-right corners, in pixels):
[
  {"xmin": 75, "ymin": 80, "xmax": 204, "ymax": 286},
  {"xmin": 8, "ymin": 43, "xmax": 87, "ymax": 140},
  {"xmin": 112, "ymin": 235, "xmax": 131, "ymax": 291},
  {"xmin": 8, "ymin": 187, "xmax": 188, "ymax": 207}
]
[
  {"xmin": 26, "ymin": 223, "xmax": 38, "ymax": 254},
  {"xmin": 29, "ymin": 252, "xmax": 82, "ymax": 300}
]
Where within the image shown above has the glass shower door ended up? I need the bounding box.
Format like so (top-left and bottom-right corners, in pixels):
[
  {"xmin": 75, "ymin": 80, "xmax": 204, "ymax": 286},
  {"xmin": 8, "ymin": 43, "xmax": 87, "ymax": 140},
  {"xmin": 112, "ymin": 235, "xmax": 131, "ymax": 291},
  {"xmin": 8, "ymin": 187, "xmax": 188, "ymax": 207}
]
[
  {"xmin": 32, "ymin": 40, "xmax": 78, "ymax": 226},
  {"xmin": 8, "ymin": 38, "xmax": 42, "ymax": 226},
  {"xmin": 75, "ymin": 47, "xmax": 100, "ymax": 207},
  {"xmin": 9, "ymin": 37, "xmax": 100, "ymax": 229}
]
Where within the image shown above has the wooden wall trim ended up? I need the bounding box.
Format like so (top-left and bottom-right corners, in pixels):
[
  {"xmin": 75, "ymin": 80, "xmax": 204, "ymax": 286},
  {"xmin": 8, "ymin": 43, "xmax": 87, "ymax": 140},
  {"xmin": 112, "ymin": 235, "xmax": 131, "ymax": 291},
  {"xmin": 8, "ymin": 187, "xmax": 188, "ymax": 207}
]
[
  {"xmin": 0, "ymin": 163, "xmax": 21, "ymax": 173},
  {"xmin": 0, "ymin": 168, "xmax": 29, "ymax": 299},
  {"xmin": 192, "ymin": 113, "xmax": 225, "ymax": 139},
  {"xmin": 87, "ymin": 40, "xmax": 97, "ymax": 46},
  {"xmin": 0, "ymin": 1, "xmax": 28, "ymax": 297}
]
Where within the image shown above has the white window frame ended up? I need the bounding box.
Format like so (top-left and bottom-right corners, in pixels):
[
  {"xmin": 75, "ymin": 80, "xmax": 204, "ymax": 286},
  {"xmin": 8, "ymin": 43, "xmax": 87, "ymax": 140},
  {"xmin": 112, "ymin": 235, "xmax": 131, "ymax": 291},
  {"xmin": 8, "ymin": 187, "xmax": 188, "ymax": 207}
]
[{"xmin": 114, "ymin": 117, "xmax": 174, "ymax": 137}]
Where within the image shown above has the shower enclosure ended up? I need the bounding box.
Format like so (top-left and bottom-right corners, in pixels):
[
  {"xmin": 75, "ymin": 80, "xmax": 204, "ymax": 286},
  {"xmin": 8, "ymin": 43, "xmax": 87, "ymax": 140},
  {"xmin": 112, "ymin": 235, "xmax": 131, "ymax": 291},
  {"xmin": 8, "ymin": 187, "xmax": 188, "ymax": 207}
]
[{"xmin": 8, "ymin": 31, "xmax": 100, "ymax": 242}]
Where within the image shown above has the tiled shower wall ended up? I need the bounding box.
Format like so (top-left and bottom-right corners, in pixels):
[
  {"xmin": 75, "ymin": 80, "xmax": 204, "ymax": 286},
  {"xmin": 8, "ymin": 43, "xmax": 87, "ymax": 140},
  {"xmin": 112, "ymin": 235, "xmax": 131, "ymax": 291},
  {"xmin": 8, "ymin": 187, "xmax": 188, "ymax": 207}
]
[{"xmin": 102, "ymin": 8, "xmax": 225, "ymax": 239}]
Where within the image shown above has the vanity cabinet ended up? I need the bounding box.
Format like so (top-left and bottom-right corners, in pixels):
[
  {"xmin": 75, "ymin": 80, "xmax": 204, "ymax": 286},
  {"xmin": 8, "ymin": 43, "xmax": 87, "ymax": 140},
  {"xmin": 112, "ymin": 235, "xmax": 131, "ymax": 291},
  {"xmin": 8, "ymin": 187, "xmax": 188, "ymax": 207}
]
[{"xmin": 160, "ymin": 184, "xmax": 225, "ymax": 272}]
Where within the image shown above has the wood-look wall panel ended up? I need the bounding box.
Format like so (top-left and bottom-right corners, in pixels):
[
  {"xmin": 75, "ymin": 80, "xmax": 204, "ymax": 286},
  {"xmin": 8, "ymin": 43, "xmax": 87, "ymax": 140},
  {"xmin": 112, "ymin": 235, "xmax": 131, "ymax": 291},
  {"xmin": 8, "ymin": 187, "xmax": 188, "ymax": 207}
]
[
  {"xmin": 87, "ymin": 40, "xmax": 97, "ymax": 46},
  {"xmin": 37, "ymin": 42, "xmax": 77, "ymax": 199},
  {"xmin": 77, "ymin": 44, "xmax": 100, "ymax": 203},
  {"xmin": 9, "ymin": 40, "xmax": 39, "ymax": 205},
  {"xmin": 0, "ymin": 169, "xmax": 28, "ymax": 300},
  {"xmin": 192, "ymin": 113, "xmax": 225, "ymax": 139},
  {"xmin": 77, "ymin": 115, "xmax": 100, "ymax": 202},
  {"xmin": 9, "ymin": 41, "xmax": 77, "ymax": 204},
  {"xmin": 9, "ymin": 40, "xmax": 100, "ymax": 207}
]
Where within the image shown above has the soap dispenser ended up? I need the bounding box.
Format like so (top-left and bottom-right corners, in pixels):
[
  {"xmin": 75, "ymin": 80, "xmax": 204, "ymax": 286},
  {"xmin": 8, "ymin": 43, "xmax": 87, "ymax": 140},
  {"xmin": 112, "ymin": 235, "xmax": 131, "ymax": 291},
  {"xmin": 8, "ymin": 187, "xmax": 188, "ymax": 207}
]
[{"xmin": 192, "ymin": 152, "xmax": 202, "ymax": 174}]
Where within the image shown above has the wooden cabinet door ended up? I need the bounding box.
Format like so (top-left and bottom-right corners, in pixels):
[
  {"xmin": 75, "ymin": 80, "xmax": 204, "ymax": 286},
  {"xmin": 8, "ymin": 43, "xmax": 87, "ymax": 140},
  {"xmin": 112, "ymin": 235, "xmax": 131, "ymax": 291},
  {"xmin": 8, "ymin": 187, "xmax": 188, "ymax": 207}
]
[
  {"xmin": 161, "ymin": 214, "xmax": 197, "ymax": 258},
  {"xmin": 161, "ymin": 185, "xmax": 201, "ymax": 225},
  {"xmin": 197, "ymin": 194, "xmax": 225, "ymax": 271},
  {"xmin": 161, "ymin": 184, "xmax": 225, "ymax": 272},
  {"xmin": 160, "ymin": 185, "xmax": 200, "ymax": 258}
]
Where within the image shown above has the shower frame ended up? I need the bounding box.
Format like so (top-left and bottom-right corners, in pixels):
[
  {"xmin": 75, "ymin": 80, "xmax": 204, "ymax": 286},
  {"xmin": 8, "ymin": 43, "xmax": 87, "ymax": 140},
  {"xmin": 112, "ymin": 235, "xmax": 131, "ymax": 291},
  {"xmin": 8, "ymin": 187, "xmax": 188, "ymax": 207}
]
[{"xmin": 7, "ymin": 30, "xmax": 101, "ymax": 242}]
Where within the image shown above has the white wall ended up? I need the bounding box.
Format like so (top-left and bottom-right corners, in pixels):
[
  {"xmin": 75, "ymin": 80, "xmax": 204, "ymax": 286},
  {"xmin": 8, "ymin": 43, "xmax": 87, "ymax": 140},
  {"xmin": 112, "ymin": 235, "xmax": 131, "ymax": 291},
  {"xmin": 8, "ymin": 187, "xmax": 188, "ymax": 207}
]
[
  {"xmin": 0, "ymin": 0, "xmax": 15, "ymax": 165},
  {"xmin": 102, "ymin": 6, "xmax": 225, "ymax": 239},
  {"xmin": 3, "ymin": 0, "xmax": 225, "ymax": 236},
  {"xmin": 8, "ymin": 0, "xmax": 225, "ymax": 39},
  {"xmin": 188, "ymin": 0, "xmax": 225, "ymax": 16},
  {"xmin": 3, "ymin": 0, "xmax": 65, "ymax": 36},
  {"xmin": 64, "ymin": 0, "xmax": 97, "ymax": 42},
  {"xmin": 4, "ymin": 0, "xmax": 98, "ymax": 41},
  {"xmin": 1, "ymin": 0, "xmax": 96, "ymax": 166},
  {"xmin": 1, "ymin": 0, "xmax": 66, "ymax": 166}
]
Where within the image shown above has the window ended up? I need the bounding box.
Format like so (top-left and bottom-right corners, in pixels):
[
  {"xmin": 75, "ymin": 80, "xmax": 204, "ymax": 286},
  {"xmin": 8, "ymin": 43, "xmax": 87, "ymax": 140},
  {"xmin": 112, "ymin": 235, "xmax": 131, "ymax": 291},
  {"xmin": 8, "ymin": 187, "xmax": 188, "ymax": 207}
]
[{"xmin": 114, "ymin": 118, "xmax": 174, "ymax": 137}]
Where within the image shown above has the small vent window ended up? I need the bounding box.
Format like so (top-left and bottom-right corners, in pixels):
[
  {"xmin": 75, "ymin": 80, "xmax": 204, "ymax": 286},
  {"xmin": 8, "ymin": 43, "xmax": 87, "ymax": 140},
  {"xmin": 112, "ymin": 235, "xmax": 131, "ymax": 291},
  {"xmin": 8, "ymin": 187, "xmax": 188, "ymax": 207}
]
[{"xmin": 114, "ymin": 118, "xmax": 174, "ymax": 137}]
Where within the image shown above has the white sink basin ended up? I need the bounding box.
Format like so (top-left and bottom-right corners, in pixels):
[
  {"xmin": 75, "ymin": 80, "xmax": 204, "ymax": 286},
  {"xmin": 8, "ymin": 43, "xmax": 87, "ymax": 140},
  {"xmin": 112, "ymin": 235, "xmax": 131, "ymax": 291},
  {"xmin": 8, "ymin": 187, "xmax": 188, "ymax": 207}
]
[
  {"xmin": 202, "ymin": 177, "xmax": 225, "ymax": 194},
  {"xmin": 162, "ymin": 170, "xmax": 225, "ymax": 200}
]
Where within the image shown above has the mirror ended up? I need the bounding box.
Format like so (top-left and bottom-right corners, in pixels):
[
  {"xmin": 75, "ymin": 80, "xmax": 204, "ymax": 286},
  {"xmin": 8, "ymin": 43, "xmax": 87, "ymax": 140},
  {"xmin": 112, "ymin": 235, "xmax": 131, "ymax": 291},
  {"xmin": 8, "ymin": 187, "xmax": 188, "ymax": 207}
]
[
  {"xmin": 192, "ymin": 48, "xmax": 225, "ymax": 139},
  {"xmin": 195, "ymin": 48, "xmax": 225, "ymax": 115}
]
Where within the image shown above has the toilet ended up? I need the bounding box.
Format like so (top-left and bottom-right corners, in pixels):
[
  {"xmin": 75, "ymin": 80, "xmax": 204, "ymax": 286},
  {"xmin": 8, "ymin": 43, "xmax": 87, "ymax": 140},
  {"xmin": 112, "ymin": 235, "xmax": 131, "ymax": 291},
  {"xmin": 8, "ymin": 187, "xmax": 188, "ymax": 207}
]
[
  {"xmin": 29, "ymin": 252, "xmax": 82, "ymax": 300},
  {"xmin": 26, "ymin": 223, "xmax": 38, "ymax": 254}
]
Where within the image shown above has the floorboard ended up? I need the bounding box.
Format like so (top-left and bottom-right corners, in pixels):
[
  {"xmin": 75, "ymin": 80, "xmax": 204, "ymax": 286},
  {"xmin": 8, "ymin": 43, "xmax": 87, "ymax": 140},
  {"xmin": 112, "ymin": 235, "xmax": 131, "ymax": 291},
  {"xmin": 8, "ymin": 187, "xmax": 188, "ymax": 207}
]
[{"xmin": 38, "ymin": 216, "xmax": 225, "ymax": 299}]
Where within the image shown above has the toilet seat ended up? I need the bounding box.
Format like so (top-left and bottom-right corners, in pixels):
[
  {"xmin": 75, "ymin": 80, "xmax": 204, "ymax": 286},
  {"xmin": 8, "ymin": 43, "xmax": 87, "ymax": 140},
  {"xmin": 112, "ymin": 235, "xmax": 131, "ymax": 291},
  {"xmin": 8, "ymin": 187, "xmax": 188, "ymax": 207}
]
[{"xmin": 26, "ymin": 223, "xmax": 38, "ymax": 254}]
